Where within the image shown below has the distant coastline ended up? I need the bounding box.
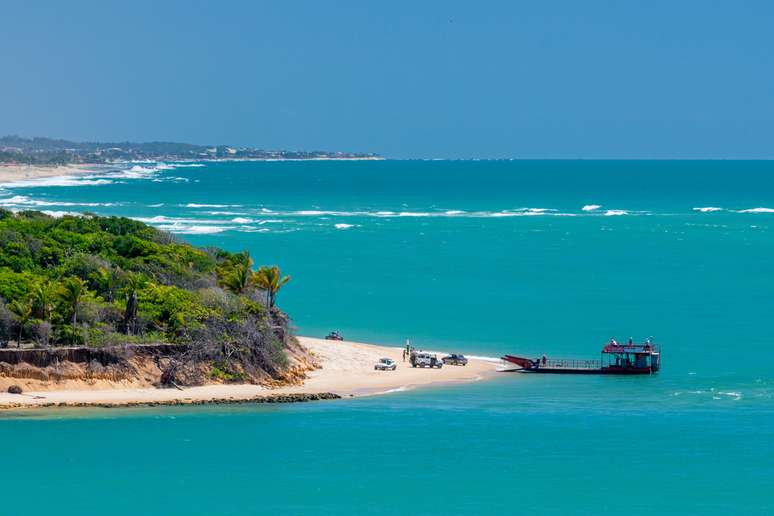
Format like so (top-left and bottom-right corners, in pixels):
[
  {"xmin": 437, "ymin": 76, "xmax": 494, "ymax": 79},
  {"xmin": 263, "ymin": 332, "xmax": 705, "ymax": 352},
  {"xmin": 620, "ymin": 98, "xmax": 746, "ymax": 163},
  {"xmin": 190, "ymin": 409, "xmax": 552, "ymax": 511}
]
[{"xmin": 0, "ymin": 135, "xmax": 382, "ymax": 166}]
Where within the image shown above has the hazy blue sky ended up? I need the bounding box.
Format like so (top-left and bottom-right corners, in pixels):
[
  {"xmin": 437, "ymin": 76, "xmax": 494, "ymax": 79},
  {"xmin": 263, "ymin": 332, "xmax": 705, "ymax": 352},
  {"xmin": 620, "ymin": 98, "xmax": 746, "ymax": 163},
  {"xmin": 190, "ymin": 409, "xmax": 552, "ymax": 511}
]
[{"xmin": 2, "ymin": 1, "xmax": 772, "ymax": 158}]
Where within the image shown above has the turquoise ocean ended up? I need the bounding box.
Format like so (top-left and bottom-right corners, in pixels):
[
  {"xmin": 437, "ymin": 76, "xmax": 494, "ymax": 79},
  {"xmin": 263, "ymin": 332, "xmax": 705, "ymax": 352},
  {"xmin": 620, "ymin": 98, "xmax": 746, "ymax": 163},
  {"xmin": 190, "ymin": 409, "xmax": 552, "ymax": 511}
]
[{"xmin": 1, "ymin": 160, "xmax": 773, "ymax": 514}]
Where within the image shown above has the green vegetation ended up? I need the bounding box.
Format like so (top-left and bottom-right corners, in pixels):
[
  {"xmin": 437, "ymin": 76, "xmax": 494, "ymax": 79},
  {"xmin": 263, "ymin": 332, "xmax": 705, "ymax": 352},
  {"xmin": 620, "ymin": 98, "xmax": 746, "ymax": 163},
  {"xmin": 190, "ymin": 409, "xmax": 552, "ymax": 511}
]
[{"xmin": 0, "ymin": 210, "xmax": 293, "ymax": 381}]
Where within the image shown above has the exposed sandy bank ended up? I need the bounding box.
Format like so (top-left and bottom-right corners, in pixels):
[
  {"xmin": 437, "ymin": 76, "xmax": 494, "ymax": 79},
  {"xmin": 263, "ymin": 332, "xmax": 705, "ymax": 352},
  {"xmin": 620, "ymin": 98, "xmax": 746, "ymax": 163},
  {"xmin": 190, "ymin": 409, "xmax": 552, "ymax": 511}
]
[
  {"xmin": 0, "ymin": 164, "xmax": 98, "ymax": 184},
  {"xmin": 0, "ymin": 337, "xmax": 500, "ymax": 409}
]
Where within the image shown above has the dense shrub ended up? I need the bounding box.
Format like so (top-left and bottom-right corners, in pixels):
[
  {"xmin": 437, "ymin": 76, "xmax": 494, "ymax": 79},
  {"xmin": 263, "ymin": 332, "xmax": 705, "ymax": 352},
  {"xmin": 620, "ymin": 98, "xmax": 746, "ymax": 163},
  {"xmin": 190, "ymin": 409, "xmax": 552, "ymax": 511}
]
[{"xmin": 0, "ymin": 212, "xmax": 288, "ymax": 367}]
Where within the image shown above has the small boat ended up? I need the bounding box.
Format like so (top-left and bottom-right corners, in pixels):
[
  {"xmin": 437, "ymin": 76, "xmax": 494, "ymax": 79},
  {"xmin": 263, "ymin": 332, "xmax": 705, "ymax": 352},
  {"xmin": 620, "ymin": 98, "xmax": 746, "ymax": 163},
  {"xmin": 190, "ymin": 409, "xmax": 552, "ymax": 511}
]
[{"xmin": 501, "ymin": 340, "xmax": 660, "ymax": 375}]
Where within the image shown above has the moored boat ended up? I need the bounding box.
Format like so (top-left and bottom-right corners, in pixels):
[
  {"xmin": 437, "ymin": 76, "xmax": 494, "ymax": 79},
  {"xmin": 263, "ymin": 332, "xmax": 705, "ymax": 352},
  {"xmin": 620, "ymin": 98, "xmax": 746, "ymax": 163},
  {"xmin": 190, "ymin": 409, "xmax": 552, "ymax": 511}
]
[{"xmin": 501, "ymin": 340, "xmax": 660, "ymax": 375}]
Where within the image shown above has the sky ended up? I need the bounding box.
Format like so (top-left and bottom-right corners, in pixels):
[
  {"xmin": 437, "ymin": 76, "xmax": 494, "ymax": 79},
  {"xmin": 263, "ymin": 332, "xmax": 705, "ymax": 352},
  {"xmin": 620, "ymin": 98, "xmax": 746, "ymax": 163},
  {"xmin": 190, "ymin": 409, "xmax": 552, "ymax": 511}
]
[{"xmin": 1, "ymin": 1, "xmax": 773, "ymax": 159}]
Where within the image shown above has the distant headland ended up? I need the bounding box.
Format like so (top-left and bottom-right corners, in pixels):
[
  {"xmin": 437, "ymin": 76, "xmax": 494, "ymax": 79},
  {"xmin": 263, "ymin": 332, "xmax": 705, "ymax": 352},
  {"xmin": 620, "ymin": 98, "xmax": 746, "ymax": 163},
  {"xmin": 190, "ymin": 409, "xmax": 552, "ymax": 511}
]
[{"xmin": 0, "ymin": 135, "xmax": 382, "ymax": 165}]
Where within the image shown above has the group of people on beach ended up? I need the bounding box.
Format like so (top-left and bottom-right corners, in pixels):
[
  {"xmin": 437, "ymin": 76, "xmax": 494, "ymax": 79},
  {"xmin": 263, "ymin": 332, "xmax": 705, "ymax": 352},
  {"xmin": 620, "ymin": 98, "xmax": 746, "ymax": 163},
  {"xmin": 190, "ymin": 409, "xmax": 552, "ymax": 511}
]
[{"xmin": 402, "ymin": 340, "xmax": 414, "ymax": 362}]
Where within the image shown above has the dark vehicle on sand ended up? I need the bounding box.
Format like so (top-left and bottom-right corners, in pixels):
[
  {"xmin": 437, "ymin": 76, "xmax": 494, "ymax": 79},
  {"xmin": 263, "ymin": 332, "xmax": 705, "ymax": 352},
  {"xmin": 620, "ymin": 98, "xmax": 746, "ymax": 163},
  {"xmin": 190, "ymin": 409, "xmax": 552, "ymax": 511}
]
[{"xmin": 442, "ymin": 354, "xmax": 468, "ymax": 366}]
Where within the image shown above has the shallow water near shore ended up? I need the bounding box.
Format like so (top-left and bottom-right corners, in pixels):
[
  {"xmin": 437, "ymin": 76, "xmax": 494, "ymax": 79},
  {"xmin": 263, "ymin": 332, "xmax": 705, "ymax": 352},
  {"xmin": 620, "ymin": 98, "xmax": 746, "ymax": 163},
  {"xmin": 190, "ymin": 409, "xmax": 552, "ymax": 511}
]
[{"xmin": 1, "ymin": 160, "xmax": 773, "ymax": 514}]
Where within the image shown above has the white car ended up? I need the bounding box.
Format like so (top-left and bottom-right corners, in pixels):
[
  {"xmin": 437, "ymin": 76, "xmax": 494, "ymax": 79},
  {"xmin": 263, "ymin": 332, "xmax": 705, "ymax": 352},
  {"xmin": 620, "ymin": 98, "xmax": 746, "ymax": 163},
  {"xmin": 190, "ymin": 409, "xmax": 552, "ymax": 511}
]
[{"xmin": 374, "ymin": 358, "xmax": 397, "ymax": 371}]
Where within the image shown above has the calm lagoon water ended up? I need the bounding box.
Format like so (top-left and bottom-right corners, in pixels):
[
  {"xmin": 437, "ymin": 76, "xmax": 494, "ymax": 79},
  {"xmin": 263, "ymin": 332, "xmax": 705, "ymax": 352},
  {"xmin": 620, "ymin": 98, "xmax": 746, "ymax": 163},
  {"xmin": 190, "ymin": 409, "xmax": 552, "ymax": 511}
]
[{"xmin": 1, "ymin": 160, "xmax": 773, "ymax": 514}]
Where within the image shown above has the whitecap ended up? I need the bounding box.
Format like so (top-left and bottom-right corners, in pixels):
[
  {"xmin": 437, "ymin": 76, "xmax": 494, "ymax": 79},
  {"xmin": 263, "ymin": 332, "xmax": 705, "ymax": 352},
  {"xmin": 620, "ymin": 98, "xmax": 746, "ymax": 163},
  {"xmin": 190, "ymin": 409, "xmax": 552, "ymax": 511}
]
[
  {"xmin": 693, "ymin": 207, "xmax": 722, "ymax": 213},
  {"xmin": 40, "ymin": 210, "xmax": 78, "ymax": 218},
  {"xmin": 604, "ymin": 209, "xmax": 628, "ymax": 216},
  {"xmin": 294, "ymin": 210, "xmax": 330, "ymax": 216},
  {"xmin": 231, "ymin": 217, "xmax": 254, "ymax": 223},
  {"xmin": 156, "ymin": 224, "xmax": 230, "ymax": 235},
  {"xmin": 0, "ymin": 195, "xmax": 115, "ymax": 207},
  {"xmin": 737, "ymin": 207, "xmax": 774, "ymax": 213},
  {"xmin": 582, "ymin": 204, "xmax": 602, "ymax": 211},
  {"xmin": 1, "ymin": 176, "xmax": 114, "ymax": 188},
  {"xmin": 334, "ymin": 223, "xmax": 356, "ymax": 229},
  {"xmin": 136, "ymin": 216, "xmax": 231, "ymax": 225},
  {"xmin": 185, "ymin": 203, "xmax": 240, "ymax": 208}
]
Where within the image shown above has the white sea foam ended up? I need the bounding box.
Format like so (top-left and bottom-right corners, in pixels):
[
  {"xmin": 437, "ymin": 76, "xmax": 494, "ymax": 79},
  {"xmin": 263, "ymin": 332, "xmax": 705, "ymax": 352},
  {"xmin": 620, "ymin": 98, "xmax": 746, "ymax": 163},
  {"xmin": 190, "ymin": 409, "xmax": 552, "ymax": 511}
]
[
  {"xmin": 1, "ymin": 176, "xmax": 114, "ymax": 188},
  {"xmin": 737, "ymin": 207, "xmax": 774, "ymax": 213},
  {"xmin": 231, "ymin": 217, "xmax": 254, "ymax": 223},
  {"xmin": 159, "ymin": 224, "xmax": 230, "ymax": 235},
  {"xmin": 604, "ymin": 209, "xmax": 628, "ymax": 216},
  {"xmin": 582, "ymin": 204, "xmax": 602, "ymax": 211},
  {"xmin": 0, "ymin": 195, "xmax": 115, "ymax": 207},
  {"xmin": 334, "ymin": 223, "xmax": 355, "ymax": 229},
  {"xmin": 136, "ymin": 215, "xmax": 230, "ymax": 225},
  {"xmin": 235, "ymin": 227, "xmax": 271, "ymax": 233},
  {"xmin": 693, "ymin": 207, "xmax": 723, "ymax": 213},
  {"xmin": 374, "ymin": 386, "xmax": 412, "ymax": 395},
  {"xmin": 271, "ymin": 208, "xmax": 577, "ymax": 218},
  {"xmin": 185, "ymin": 203, "xmax": 241, "ymax": 208},
  {"xmin": 129, "ymin": 165, "xmax": 157, "ymax": 173},
  {"xmin": 40, "ymin": 210, "xmax": 79, "ymax": 218},
  {"xmin": 153, "ymin": 176, "xmax": 189, "ymax": 183}
]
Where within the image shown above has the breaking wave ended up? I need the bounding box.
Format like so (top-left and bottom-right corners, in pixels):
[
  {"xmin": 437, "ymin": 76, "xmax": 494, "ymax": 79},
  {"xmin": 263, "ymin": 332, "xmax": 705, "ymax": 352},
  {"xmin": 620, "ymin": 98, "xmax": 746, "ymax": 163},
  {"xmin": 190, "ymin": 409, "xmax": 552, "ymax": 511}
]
[
  {"xmin": 185, "ymin": 203, "xmax": 243, "ymax": 208},
  {"xmin": 156, "ymin": 224, "xmax": 230, "ymax": 235},
  {"xmin": 693, "ymin": 207, "xmax": 723, "ymax": 213},
  {"xmin": 582, "ymin": 204, "xmax": 602, "ymax": 211},
  {"xmin": 0, "ymin": 195, "xmax": 116, "ymax": 207},
  {"xmin": 1, "ymin": 176, "xmax": 114, "ymax": 188},
  {"xmin": 737, "ymin": 207, "xmax": 774, "ymax": 213}
]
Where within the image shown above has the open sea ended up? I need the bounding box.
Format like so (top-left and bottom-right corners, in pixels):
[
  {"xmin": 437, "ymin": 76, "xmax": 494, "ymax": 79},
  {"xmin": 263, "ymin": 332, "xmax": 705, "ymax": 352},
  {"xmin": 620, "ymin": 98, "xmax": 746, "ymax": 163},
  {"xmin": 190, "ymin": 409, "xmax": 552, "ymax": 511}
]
[{"xmin": 1, "ymin": 160, "xmax": 773, "ymax": 514}]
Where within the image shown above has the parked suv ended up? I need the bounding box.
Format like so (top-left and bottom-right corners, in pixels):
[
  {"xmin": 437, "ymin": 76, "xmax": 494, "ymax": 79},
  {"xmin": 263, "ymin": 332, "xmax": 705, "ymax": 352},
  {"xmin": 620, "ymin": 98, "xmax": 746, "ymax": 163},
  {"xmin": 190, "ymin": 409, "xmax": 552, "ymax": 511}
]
[
  {"xmin": 442, "ymin": 354, "xmax": 468, "ymax": 366},
  {"xmin": 374, "ymin": 358, "xmax": 397, "ymax": 371},
  {"xmin": 410, "ymin": 352, "xmax": 443, "ymax": 369}
]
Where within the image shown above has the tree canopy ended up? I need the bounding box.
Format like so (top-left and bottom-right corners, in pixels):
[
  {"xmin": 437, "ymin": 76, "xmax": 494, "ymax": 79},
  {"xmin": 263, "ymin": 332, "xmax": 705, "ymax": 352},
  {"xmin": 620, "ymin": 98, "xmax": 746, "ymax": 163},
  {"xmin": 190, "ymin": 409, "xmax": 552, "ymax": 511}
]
[{"xmin": 0, "ymin": 210, "xmax": 288, "ymax": 357}]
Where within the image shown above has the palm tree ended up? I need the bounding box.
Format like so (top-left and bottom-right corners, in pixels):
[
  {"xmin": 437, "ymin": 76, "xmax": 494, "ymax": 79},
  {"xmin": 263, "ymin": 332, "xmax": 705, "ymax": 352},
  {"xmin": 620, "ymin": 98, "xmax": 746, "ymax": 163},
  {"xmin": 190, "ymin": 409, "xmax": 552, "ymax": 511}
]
[
  {"xmin": 253, "ymin": 266, "xmax": 291, "ymax": 308},
  {"xmin": 32, "ymin": 281, "xmax": 56, "ymax": 322},
  {"xmin": 232, "ymin": 250, "xmax": 253, "ymax": 269},
  {"xmin": 8, "ymin": 299, "xmax": 33, "ymax": 344},
  {"xmin": 223, "ymin": 264, "xmax": 252, "ymax": 294},
  {"xmin": 59, "ymin": 277, "xmax": 87, "ymax": 330}
]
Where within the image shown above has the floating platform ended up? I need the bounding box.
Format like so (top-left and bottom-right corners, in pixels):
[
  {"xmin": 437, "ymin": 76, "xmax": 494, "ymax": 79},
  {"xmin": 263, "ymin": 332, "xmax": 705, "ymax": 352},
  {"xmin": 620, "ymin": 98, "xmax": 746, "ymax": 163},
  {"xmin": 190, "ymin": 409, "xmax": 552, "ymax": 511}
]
[{"xmin": 501, "ymin": 342, "xmax": 660, "ymax": 375}]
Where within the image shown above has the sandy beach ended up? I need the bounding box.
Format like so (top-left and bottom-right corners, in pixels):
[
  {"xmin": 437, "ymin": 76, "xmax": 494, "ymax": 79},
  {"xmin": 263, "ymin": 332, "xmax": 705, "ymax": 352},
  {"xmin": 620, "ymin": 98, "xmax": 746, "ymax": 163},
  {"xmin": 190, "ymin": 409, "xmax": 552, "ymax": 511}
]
[
  {"xmin": 0, "ymin": 337, "xmax": 500, "ymax": 409},
  {"xmin": 0, "ymin": 164, "xmax": 100, "ymax": 185}
]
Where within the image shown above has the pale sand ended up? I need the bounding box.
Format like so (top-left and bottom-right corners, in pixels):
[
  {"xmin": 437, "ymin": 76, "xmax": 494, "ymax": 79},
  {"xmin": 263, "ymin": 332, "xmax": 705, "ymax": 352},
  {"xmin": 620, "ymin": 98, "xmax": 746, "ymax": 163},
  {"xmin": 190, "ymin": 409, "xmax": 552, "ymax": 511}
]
[
  {"xmin": 0, "ymin": 337, "xmax": 500, "ymax": 409},
  {"xmin": 0, "ymin": 164, "xmax": 98, "ymax": 184}
]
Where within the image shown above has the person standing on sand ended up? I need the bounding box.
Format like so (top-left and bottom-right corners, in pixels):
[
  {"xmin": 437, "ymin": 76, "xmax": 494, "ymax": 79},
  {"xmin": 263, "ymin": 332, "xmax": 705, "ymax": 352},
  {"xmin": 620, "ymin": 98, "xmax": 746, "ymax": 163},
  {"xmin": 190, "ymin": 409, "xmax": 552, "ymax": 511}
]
[{"xmin": 402, "ymin": 349, "xmax": 406, "ymax": 362}]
